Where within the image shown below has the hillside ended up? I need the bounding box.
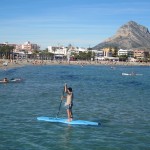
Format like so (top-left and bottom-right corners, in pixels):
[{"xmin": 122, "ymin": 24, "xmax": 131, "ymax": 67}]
[{"xmin": 93, "ymin": 21, "xmax": 150, "ymax": 50}]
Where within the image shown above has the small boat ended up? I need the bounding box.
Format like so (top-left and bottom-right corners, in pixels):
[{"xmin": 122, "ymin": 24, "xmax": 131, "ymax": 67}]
[
  {"xmin": 122, "ymin": 73, "xmax": 133, "ymax": 76},
  {"xmin": 122, "ymin": 73, "xmax": 143, "ymax": 76}
]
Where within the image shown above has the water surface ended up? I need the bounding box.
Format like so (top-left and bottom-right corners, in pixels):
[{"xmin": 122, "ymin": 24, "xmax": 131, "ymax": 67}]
[{"xmin": 0, "ymin": 65, "xmax": 149, "ymax": 150}]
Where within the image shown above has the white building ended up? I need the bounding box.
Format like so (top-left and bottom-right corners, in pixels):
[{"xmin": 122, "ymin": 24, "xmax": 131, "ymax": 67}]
[
  {"xmin": 91, "ymin": 49, "xmax": 104, "ymax": 60},
  {"xmin": 48, "ymin": 46, "xmax": 88, "ymax": 56},
  {"xmin": 76, "ymin": 47, "xmax": 87, "ymax": 53},
  {"xmin": 48, "ymin": 46, "xmax": 67, "ymax": 56},
  {"xmin": 118, "ymin": 49, "xmax": 133, "ymax": 57}
]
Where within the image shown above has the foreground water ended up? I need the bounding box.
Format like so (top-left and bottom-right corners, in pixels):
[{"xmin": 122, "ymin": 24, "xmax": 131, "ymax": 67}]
[{"xmin": 0, "ymin": 65, "xmax": 150, "ymax": 150}]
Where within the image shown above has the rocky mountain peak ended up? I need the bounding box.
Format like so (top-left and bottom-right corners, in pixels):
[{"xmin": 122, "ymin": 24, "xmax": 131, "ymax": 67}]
[
  {"xmin": 116, "ymin": 21, "xmax": 149, "ymax": 36},
  {"xmin": 94, "ymin": 21, "xmax": 150, "ymax": 50}
]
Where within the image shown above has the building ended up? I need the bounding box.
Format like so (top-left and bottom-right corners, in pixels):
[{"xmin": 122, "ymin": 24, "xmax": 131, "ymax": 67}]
[
  {"xmin": 14, "ymin": 41, "xmax": 40, "ymax": 53},
  {"xmin": 0, "ymin": 42, "xmax": 16, "ymax": 49},
  {"xmin": 102, "ymin": 47, "xmax": 116, "ymax": 57},
  {"xmin": 48, "ymin": 46, "xmax": 67, "ymax": 56},
  {"xmin": 21, "ymin": 41, "xmax": 40, "ymax": 52},
  {"xmin": 10, "ymin": 41, "xmax": 39, "ymax": 59},
  {"xmin": 13, "ymin": 41, "xmax": 40, "ymax": 56},
  {"xmin": 118, "ymin": 49, "xmax": 133, "ymax": 57},
  {"xmin": 134, "ymin": 50, "xmax": 149, "ymax": 59},
  {"xmin": 48, "ymin": 45, "xmax": 88, "ymax": 56},
  {"xmin": 91, "ymin": 49, "xmax": 103, "ymax": 60}
]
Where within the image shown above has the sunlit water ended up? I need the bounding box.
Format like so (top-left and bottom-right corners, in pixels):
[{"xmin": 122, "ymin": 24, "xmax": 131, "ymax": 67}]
[{"xmin": 0, "ymin": 65, "xmax": 150, "ymax": 150}]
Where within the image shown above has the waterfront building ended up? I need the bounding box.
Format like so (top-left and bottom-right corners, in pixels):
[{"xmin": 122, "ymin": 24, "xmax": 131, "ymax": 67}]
[
  {"xmin": 48, "ymin": 45, "xmax": 88, "ymax": 56},
  {"xmin": 48, "ymin": 46, "xmax": 67, "ymax": 58},
  {"xmin": 0, "ymin": 42, "xmax": 16, "ymax": 49},
  {"xmin": 134, "ymin": 49, "xmax": 149, "ymax": 59},
  {"xmin": 92, "ymin": 49, "xmax": 104, "ymax": 60},
  {"xmin": 21, "ymin": 41, "xmax": 40, "ymax": 52},
  {"xmin": 102, "ymin": 47, "xmax": 116, "ymax": 57},
  {"xmin": 118, "ymin": 49, "xmax": 133, "ymax": 57},
  {"xmin": 13, "ymin": 41, "xmax": 40, "ymax": 53}
]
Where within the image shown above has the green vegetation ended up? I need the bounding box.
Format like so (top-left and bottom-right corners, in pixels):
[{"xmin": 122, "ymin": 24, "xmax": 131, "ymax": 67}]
[
  {"xmin": 119, "ymin": 55, "xmax": 128, "ymax": 61},
  {"xmin": 0, "ymin": 45, "xmax": 14, "ymax": 59},
  {"xmin": 72, "ymin": 51, "xmax": 95, "ymax": 61},
  {"xmin": 28, "ymin": 49, "xmax": 54, "ymax": 60}
]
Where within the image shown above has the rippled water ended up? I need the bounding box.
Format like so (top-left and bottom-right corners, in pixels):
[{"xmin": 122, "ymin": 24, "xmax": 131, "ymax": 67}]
[{"xmin": 0, "ymin": 65, "xmax": 150, "ymax": 150}]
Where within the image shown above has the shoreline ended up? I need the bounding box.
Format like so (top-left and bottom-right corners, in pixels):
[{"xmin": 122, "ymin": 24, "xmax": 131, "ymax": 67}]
[{"xmin": 0, "ymin": 59, "xmax": 150, "ymax": 70}]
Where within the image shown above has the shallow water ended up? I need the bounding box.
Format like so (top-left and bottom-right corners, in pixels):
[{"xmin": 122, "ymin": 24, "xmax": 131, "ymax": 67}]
[{"xmin": 0, "ymin": 65, "xmax": 150, "ymax": 150}]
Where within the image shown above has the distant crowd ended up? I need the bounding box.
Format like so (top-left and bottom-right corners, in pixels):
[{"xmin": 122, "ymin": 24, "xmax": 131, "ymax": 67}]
[{"xmin": 0, "ymin": 59, "xmax": 150, "ymax": 70}]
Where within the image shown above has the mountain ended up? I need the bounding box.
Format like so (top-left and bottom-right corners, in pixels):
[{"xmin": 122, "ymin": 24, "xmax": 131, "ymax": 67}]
[{"xmin": 93, "ymin": 21, "xmax": 150, "ymax": 50}]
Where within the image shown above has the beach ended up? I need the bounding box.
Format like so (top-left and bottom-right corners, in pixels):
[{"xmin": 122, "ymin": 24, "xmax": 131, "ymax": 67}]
[{"xmin": 0, "ymin": 58, "xmax": 150, "ymax": 70}]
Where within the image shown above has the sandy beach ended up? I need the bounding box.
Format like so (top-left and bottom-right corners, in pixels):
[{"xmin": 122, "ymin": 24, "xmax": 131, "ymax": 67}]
[{"xmin": 0, "ymin": 59, "xmax": 150, "ymax": 70}]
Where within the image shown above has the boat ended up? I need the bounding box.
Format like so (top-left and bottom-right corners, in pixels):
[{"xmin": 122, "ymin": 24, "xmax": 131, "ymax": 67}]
[{"xmin": 122, "ymin": 73, "xmax": 143, "ymax": 76}]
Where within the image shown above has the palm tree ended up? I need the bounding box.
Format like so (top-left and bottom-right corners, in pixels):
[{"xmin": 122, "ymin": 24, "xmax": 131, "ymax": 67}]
[{"xmin": 0, "ymin": 45, "xmax": 14, "ymax": 60}]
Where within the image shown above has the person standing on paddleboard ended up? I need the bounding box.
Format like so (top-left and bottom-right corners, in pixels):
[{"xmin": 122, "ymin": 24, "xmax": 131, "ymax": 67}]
[{"xmin": 61, "ymin": 83, "xmax": 73, "ymax": 122}]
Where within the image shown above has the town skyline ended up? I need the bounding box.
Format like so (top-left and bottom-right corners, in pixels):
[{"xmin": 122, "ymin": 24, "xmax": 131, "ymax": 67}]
[{"xmin": 1, "ymin": 0, "xmax": 150, "ymax": 49}]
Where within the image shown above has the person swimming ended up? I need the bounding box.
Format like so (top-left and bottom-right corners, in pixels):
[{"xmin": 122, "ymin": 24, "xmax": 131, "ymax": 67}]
[{"xmin": 3, "ymin": 78, "xmax": 9, "ymax": 83}]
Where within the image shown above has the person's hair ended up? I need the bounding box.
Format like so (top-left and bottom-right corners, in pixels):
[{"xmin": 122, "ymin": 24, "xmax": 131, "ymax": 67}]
[{"xmin": 68, "ymin": 87, "xmax": 72, "ymax": 92}]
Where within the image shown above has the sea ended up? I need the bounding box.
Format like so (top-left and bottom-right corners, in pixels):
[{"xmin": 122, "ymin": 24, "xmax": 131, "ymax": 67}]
[{"xmin": 0, "ymin": 65, "xmax": 150, "ymax": 150}]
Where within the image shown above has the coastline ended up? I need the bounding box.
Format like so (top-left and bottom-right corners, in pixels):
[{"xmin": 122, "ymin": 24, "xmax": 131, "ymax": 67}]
[{"xmin": 0, "ymin": 59, "xmax": 150, "ymax": 70}]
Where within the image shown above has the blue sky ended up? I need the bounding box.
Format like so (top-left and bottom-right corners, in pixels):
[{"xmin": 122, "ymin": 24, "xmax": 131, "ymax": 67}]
[{"xmin": 0, "ymin": 0, "xmax": 150, "ymax": 49}]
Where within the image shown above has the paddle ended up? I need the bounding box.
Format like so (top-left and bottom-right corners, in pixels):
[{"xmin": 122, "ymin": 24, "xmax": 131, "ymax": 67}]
[{"xmin": 56, "ymin": 85, "xmax": 65, "ymax": 118}]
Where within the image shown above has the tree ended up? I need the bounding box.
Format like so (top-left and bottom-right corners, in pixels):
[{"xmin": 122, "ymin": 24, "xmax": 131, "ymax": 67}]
[
  {"xmin": 39, "ymin": 51, "xmax": 54, "ymax": 60},
  {"xmin": 113, "ymin": 47, "xmax": 118, "ymax": 57},
  {"xmin": 72, "ymin": 51, "xmax": 93, "ymax": 61},
  {"xmin": 119, "ymin": 55, "xmax": 128, "ymax": 61},
  {"xmin": 0, "ymin": 45, "xmax": 14, "ymax": 59}
]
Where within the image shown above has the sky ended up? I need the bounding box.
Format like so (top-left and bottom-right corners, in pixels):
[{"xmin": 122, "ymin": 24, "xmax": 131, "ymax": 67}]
[{"xmin": 0, "ymin": 0, "xmax": 150, "ymax": 49}]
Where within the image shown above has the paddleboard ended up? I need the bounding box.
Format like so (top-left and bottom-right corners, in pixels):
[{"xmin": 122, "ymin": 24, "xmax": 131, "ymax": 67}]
[
  {"xmin": 0, "ymin": 78, "xmax": 22, "ymax": 83},
  {"xmin": 37, "ymin": 117, "xmax": 100, "ymax": 126},
  {"xmin": 10, "ymin": 78, "xmax": 22, "ymax": 83}
]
